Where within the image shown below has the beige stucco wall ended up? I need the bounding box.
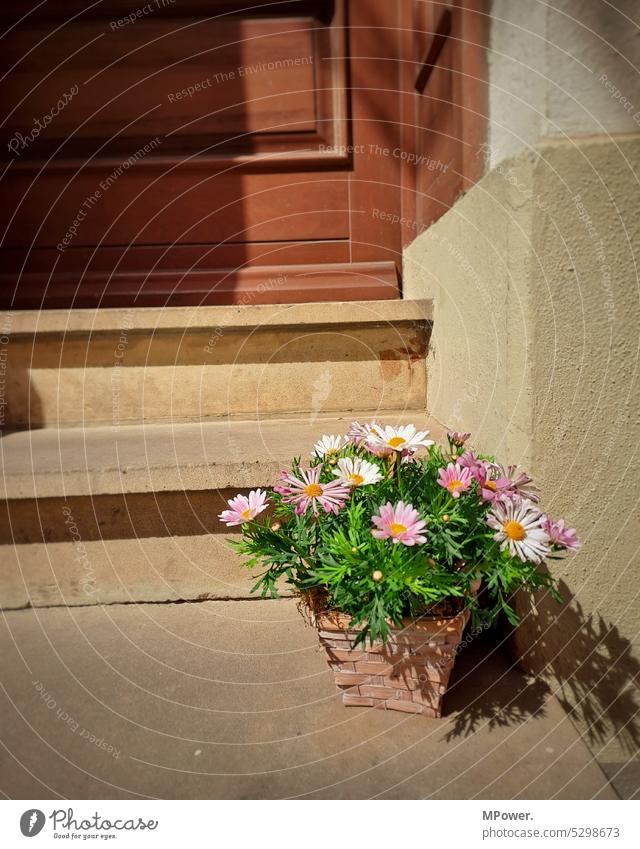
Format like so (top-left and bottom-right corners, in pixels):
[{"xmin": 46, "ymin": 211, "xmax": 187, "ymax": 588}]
[
  {"xmin": 404, "ymin": 147, "xmax": 539, "ymax": 465},
  {"xmin": 487, "ymin": 0, "xmax": 640, "ymax": 166},
  {"xmin": 404, "ymin": 134, "xmax": 640, "ymax": 773}
]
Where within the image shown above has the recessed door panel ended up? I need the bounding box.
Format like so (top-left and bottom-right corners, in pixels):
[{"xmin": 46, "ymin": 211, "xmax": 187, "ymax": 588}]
[{"xmin": 0, "ymin": 1, "xmax": 426, "ymax": 307}]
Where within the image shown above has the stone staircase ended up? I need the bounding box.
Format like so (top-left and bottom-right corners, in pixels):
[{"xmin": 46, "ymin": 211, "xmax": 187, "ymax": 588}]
[
  {"xmin": 0, "ymin": 299, "xmax": 434, "ymax": 610},
  {"xmin": 0, "ymin": 298, "xmax": 618, "ymax": 800}
]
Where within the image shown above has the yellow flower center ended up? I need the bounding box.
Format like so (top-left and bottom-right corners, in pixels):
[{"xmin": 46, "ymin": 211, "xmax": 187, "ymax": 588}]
[
  {"xmin": 448, "ymin": 479, "xmax": 464, "ymax": 492},
  {"xmin": 485, "ymin": 480, "xmax": 497, "ymax": 491},
  {"xmin": 349, "ymin": 473, "xmax": 365, "ymax": 485},
  {"xmin": 390, "ymin": 522, "xmax": 408, "ymax": 536},
  {"xmin": 504, "ymin": 520, "xmax": 526, "ymax": 541},
  {"xmin": 241, "ymin": 508, "xmax": 252, "ymax": 519},
  {"xmin": 304, "ymin": 483, "xmax": 323, "ymax": 498},
  {"xmin": 387, "ymin": 436, "xmax": 406, "ymax": 448}
]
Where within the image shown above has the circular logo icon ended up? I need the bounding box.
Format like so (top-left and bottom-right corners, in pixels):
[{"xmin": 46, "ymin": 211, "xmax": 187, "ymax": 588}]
[{"xmin": 20, "ymin": 810, "xmax": 45, "ymax": 837}]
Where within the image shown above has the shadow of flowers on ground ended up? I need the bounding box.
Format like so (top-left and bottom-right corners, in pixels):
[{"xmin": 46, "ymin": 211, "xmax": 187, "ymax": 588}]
[
  {"xmin": 440, "ymin": 578, "xmax": 640, "ymax": 768},
  {"xmin": 442, "ymin": 630, "xmax": 551, "ymax": 740}
]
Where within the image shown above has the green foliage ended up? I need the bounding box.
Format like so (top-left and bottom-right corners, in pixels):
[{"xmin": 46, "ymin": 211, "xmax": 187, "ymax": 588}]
[{"xmin": 230, "ymin": 434, "xmax": 568, "ymax": 645}]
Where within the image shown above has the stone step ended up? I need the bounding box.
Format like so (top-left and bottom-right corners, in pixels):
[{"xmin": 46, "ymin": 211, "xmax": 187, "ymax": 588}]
[
  {"xmin": 0, "ymin": 599, "xmax": 617, "ymax": 799},
  {"xmin": 0, "ymin": 411, "xmax": 443, "ymax": 499},
  {"xmin": 0, "ymin": 535, "xmax": 283, "ymax": 610},
  {"xmin": 0, "ymin": 412, "xmax": 445, "ymax": 609},
  {"xmin": 1, "ymin": 299, "xmax": 431, "ymax": 427}
]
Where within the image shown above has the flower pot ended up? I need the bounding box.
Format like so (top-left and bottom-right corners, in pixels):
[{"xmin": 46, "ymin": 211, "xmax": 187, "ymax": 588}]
[{"xmin": 303, "ymin": 595, "xmax": 471, "ymax": 718}]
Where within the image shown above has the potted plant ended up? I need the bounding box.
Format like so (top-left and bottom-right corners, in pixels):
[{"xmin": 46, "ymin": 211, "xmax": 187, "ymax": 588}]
[{"xmin": 220, "ymin": 422, "xmax": 581, "ymax": 717}]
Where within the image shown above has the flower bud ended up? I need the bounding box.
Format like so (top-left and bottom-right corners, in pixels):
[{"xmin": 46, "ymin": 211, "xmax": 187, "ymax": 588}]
[
  {"xmin": 270, "ymin": 521, "xmax": 281, "ymax": 532},
  {"xmin": 442, "ymin": 514, "xmax": 450, "ymax": 523},
  {"xmin": 372, "ymin": 570, "xmax": 383, "ymax": 582}
]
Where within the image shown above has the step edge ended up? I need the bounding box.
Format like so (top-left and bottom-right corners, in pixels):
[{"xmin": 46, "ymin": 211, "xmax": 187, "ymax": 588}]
[{"xmin": 1, "ymin": 298, "xmax": 433, "ymax": 337}]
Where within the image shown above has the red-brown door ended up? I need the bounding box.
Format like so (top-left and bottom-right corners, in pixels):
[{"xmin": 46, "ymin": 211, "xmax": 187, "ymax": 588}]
[
  {"xmin": 400, "ymin": 0, "xmax": 488, "ymax": 237},
  {"xmin": 0, "ymin": 0, "xmax": 488, "ymax": 309},
  {"xmin": 0, "ymin": 0, "xmax": 408, "ymax": 308}
]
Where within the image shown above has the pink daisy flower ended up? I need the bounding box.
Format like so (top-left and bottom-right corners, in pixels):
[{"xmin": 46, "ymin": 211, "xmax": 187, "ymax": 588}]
[
  {"xmin": 399, "ymin": 448, "xmax": 418, "ymax": 465},
  {"xmin": 273, "ymin": 470, "xmax": 294, "ymax": 496},
  {"xmin": 365, "ymin": 439, "xmax": 394, "ymax": 458},
  {"xmin": 276, "ymin": 466, "xmax": 351, "ymax": 516},
  {"xmin": 543, "ymin": 516, "xmax": 581, "ymax": 551},
  {"xmin": 495, "ymin": 464, "xmax": 539, "ymax": 503},
  {"xmin": 371, "ymin": 501, "xmax": 428, "ymax": 546},
  {"xmin": 447, "ymin": 430, "xmax": 471, "ymax": 447},
  {"xmin": 219, "ymin": 489, "xmax": 269, "ymax": 526},
  {"xmin": 347, "ymin": 420, "xmax": 378, "ymax": 445},
  {"xmin": 437, "ymin": 462, "xmax": 473, "ymax": 498},
  {"xmin": 478, "ymin": 469, "xmax": 513, "ymax": 503},
  {"xmin": 480, "ymin": 464, "xmax": 539, "ymax": 504},
  {"xmin": 459, "ymin": 450, "xmax": 491, "ymax": 483}
]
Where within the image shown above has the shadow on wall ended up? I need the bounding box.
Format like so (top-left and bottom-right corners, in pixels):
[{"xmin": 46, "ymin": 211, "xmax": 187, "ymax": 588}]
[{"xmin": 509, "ymin": 580, "xmax": 640, "ymax": 758}]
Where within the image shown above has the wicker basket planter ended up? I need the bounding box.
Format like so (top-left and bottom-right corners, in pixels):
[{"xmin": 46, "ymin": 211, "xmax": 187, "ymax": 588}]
[
  {"xmin": 224, "ymin": 420, "xmax": 577, "ymax": 718},
  {"xmin": 303, "ymin": 595, "xmax": 471, "ymax": 718}
]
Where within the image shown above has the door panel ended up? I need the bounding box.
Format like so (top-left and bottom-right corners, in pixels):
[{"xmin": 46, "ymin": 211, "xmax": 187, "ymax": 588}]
[
  {"xmin": 2, "ymin": 18, "xmax": 319, "ymax": 150},
  {"xmin": 1, "ymin": 10, "xmax": 347, "ymax": 161},
  {"xmin": 0, "ymin": 0, "xmax": 486, "ymax": 308},
  {"xmin": 1, "ymin": 0, "xmax": 377, "ymax": 307},
  {"xmin": 0, "ymin": 170, "xmax": 351, "ymax": 246}
]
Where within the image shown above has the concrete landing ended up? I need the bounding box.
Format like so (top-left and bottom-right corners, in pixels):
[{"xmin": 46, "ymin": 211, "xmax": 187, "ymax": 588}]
[{"xmin": 0, "ymin": 599, "xmax": 617, "ymax": 800}]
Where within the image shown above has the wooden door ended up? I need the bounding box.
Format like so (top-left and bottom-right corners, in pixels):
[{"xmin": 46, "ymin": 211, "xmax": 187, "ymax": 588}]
[
  {"xmin": 398, "ymin": 0, "xmax": 488, "ymax": 241},
  {"xmin": 0, "ymin": 0, "xmax": 407, "ymax": 308}
]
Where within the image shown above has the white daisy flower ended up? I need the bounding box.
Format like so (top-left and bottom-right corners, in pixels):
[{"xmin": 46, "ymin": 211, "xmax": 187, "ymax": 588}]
[
  {"xmin": 486, "ymin": 498, "xmax": 550, "ymax": 564},
  {"xmin": 311, "ymin": 434, "xmax": 346, "ymax": 459},
  {"xmin": 368, "ymin": 423, "xmax": 434, "ymax": 454},
  {"xmin": 332, "ymin": 456, "xmax": 383, "ymax": 487}
]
